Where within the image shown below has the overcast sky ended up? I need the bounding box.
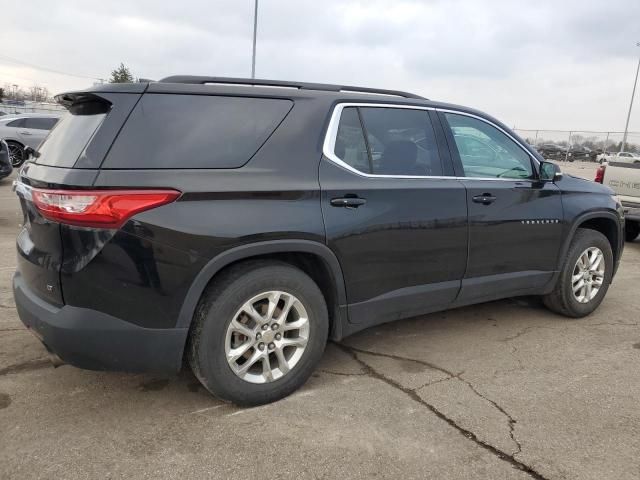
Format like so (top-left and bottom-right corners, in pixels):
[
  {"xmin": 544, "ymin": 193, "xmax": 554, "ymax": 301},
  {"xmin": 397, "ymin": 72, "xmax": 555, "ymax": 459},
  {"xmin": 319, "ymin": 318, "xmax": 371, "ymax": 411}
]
[{"xmin": 2, "ymin": 0, "xmax": 639, "ymax": 133}]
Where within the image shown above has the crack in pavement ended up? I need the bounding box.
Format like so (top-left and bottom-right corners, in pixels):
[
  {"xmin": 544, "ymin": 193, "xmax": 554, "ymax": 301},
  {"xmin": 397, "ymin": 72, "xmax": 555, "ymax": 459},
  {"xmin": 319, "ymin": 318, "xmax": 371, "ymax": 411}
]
[
  {"xmin": 582, "ymin": 322, "xmax": 639, "ymax": 328},
  {"xmin": 346, "ymin": 345, "xmax": 458, "ymax": 378},
  {"xmin": 0, "ymin": 358, "xmax": 52, "ymax": 376},
  {"xmin": 500, "ymin": 325, "xmax": 558, "ymax": 343},
  {"xmin": 413, "ymin": 371, "xmax": 464, "ymax": 391},
  {"xmin": 456, "ymin": 376, "xmax": 522, "ymax": 456},
  {"xmin": 347, "ymin": 345, "xmax": 521, "ymax": 455},
  {"xmin": 337, "ymin": 344, "xmax": 549, "ymax": 480},
  {"xmin": 318, "ymin": 369, "xmax": 367, "ymax": 377},
  {"xmin": 500, "ymin": 321, "xmax": 640, "ymax": 344}
]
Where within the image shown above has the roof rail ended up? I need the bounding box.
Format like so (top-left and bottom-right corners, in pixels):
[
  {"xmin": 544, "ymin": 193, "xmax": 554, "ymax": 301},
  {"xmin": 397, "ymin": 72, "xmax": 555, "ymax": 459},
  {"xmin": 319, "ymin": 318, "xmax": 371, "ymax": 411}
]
[{"xmin": 158, "ymin": 76, "xmax": 426, "ymax": 100}]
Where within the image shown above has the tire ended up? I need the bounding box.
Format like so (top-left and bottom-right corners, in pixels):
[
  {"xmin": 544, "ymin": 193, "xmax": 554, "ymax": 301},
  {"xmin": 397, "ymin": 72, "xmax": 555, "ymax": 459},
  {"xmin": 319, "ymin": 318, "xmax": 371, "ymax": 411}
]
[
  {"xmin": 543, "ymin": 228, "xmax": 613, "ymax": 318},
  {"xmin": 188, "ymin": 260, "xmax": 328, "ymax": 406},
  {"xmin": 6, "ymin": 141, "xmax": 25, "ymax": 168},
  {"xmin": 626, "ymin": 221, "xmax": 639, "ymax": 242}
]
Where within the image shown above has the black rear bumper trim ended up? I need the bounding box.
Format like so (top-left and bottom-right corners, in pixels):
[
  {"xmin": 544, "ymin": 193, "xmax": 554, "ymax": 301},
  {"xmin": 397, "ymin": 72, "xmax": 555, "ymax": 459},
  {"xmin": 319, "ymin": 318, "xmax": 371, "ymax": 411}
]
[{"xmin": 13, "ymin": 272, "xmax": 188, "ymax": 373}]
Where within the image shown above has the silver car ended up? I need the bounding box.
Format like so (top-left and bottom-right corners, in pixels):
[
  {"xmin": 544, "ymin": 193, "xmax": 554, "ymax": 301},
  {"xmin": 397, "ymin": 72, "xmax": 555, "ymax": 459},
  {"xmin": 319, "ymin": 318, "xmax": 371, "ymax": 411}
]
[{"xmin": 0, "ymin": 114, "xmax": 60, "ymax": 167}]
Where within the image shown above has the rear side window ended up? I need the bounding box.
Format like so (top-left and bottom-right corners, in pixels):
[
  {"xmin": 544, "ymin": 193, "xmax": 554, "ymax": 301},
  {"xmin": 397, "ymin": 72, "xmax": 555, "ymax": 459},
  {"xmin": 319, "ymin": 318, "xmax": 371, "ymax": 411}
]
[
  {"xmin": 334, "ymin": 107, "xmax": 370, "ymax": 173},
  {"xmin": 24, "ymin": 117, "xmax": 58, "ymax": 130},
  {"xmin": 102, "ymin": 94, "xmax": 293, "ymax": 169},
  {"xmin": 36, "ymin": 102, "xmax": 109, "ymax": 168},
  {"xmin": 6, "ymin": 118, "xmax": 25, "ymax": 128},
  {"xmin": 332, "ymin": 106, "xmax": 443, "ymax": 176}
]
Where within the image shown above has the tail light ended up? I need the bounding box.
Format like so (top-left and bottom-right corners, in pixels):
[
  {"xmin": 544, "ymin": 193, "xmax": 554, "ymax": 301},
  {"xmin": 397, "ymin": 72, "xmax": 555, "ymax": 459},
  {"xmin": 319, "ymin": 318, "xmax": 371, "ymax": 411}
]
[
  {"xmin": 31, "ymin": 188, "xmax": 181, "ymax": 228},
  {"xmin": 594, "ymin": 165, "xmax": 606, "ymax": 184}
]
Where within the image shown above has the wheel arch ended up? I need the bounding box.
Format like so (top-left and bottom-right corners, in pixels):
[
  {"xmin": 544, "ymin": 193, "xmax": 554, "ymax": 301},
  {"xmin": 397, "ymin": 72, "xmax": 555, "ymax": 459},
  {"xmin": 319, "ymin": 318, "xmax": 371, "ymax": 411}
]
[
  {"xmin": 560, "ymin": 211, "xmax": 622, "ymax": 271},
  {"xmin": 176, "ymin": 240, "xmax": 348, "ymax": 340},
  {"xmin": 4, "ymin": 138, "xmax": 24, "ymax": 147}
]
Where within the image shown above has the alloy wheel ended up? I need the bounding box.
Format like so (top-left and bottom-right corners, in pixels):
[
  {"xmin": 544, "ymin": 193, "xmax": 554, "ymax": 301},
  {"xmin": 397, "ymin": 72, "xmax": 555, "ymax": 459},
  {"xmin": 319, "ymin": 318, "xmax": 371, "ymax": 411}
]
[
  {"xmin": 572, "ymin": 247, "xmax": 605, "ymax": 303},
  {"xmin": 8, "ymin": 143, "xmax": 24, "ymax": 167},
  {"xmin": 224, "ymin": 291, "xmax": 309, "ymax": 384}
]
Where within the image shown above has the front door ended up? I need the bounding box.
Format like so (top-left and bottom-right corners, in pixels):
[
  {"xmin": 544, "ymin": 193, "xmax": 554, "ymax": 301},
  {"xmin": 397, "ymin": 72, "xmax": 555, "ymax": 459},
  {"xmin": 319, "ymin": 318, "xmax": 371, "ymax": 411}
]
[
  {"xmin": 439, "ymin": 111, "xmax": 563, "ymax": 304},
  {"xmin": 320, "ymin": 104, "xmax": 468, "ymax": 328}
]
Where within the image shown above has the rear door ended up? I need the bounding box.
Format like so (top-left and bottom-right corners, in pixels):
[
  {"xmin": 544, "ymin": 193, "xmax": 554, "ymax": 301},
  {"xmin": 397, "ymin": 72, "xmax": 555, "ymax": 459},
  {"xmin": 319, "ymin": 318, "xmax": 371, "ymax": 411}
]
[
  {"xmin": 439, "ymin": 110, "xmax": 563, "ymax": 304},
  {"xmin": 320, "ymin": 104, "xmax": 467, "ymax": 328},
  {"xmin": 18, "ymin": 117, "xmax": 58, "ymax": 148}
]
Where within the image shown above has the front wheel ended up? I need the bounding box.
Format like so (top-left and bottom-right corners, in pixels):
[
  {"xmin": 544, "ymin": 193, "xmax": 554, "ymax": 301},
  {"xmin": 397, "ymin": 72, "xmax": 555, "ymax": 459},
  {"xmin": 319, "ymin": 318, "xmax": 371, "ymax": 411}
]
[
  {"xmin": 543, "ymin": 228, "xmax": 613, "ymax": 317},
  {"xmin": 626, "ymin": 221, "xmax": 639, "ymax": 242},
  {"xmin": 188, "ymin": 260, "xmax": 328, "ymax": 406}
]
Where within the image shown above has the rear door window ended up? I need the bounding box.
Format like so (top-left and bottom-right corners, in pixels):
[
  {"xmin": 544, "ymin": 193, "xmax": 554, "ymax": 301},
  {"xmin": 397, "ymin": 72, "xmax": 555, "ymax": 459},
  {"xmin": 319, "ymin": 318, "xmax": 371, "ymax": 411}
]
[
  {"xmin": 331, "ymin": 106, "xmax": 443, "ymax": 176},
  {"xmin": 102, "ymin": 94, "xmax": 293, "ymax": 169},
  {"xmin": 24, "ymin": 117, "xmax": 58, "ymax": 130},
  {"xmin": 333, "ymin": 107, "xmax": 371, "ymax": 173}
]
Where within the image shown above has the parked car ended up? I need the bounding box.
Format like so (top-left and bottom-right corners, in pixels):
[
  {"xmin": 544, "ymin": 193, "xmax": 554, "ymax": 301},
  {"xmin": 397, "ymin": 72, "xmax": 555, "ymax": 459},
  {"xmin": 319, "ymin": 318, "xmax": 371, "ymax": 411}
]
[
  {"xmin": 0, "ymin": 114, "xmax": 60, "ymax": 167},
  {"xmin": 595, "ymin": 161, "xmax": 640, "ymax": 241},
  {"xmin": 588, "ymin": 148, "xmax": 605, "ymax": 162},
  {"xmin": 0, "ymin": 140, "xmax": 12, "ymax": 180},
  {"xmin": 537, "ymin": 143, "xmax": 570, "ymax": 160},
  {"xmin": 567, "ymin": 145, "xmax": 590, "ymax": 160},
  {"xmin": 13, "ymin": 77, "xmax": 624, "ymax": 406},
  {"xmin": 597, "ymin": 151, "xmax": 640, "ymax": 165}
]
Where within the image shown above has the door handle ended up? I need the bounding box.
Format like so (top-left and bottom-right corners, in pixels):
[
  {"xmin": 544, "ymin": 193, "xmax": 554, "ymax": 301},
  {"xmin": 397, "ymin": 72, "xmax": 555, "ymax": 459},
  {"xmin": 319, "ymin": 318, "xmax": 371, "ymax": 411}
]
[
  {"xmin": 472, "ymin": 193, "xmax": 497, "ymax": 205},
  {"xmin": 19, "ymin": 131, "xmax": 32, "ymax": 135},
  {"xmin": 330, "ymin": 196, "xmax": 367, "ymax": 208}
]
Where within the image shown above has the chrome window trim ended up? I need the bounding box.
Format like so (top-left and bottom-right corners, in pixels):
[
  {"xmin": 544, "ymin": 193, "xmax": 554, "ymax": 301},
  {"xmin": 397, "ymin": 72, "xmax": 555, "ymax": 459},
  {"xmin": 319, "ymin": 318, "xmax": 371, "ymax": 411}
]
[{"xmin": 322, "ymin": 102, "xmax": 539, "ymax": 181}]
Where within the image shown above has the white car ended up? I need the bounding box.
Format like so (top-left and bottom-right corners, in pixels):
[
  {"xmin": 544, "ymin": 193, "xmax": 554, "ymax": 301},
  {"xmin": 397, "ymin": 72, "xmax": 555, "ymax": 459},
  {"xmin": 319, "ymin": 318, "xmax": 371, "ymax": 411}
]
[
  {"xmin": 597, "ymin": 151, "xmax": 640, "ymax": 164},
  {"xmin": 0, "ymin": 114, "xmax": 60, "ymax": 167}
]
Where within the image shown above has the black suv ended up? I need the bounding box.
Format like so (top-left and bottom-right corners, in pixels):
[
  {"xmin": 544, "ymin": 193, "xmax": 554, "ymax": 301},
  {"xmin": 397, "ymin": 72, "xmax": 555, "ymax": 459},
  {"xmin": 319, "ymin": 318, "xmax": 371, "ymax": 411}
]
[{"xmin": 13, "ymin": 77, "xmax": 624, "ymax": 405}]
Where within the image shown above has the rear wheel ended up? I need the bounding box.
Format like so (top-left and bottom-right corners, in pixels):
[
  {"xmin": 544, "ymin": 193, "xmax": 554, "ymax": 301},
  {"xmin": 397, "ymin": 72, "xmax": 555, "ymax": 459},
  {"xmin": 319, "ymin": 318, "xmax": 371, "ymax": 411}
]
[
  {"xmin": 188, "ymin": 260, "xmax": 328, "ymax": 406},
  {"xmin": 626, "ymin": 221, "xmax": 639, "ymax": 242},
  {"xmin": 6, "ymin": 141, "xmax": 25, "ymax": 168},
  {"xmin": 543, "ymin": 228, "xmax": 613, "ymax": 317}
]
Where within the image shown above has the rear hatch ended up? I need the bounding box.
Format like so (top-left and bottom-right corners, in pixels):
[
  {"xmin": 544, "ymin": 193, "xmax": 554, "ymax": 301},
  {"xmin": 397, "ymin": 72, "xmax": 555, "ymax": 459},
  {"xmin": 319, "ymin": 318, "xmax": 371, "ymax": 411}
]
[{"xmin": 14, "ymin": 87, "xmax": 144, "ymax": 305}]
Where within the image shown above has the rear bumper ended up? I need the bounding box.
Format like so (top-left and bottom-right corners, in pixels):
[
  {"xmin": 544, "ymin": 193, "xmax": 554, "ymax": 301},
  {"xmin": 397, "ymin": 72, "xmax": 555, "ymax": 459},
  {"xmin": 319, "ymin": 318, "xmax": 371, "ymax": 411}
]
[
  {"xmin": 0, "ymin": 164, "xmax": 11, "ymax": 179},
  {"xmin": 13, "ymin": 272, "xmax": 188, "ymax": 373}
]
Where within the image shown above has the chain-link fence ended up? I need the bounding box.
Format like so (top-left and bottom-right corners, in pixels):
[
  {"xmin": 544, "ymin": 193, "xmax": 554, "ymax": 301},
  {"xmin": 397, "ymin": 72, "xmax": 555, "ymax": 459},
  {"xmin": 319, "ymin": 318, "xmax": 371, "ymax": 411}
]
[
  {"xmin": 514, "ymin": 128, "xmax": 640, "ymax": 162},
  {"xmin": 0, "ymin": 101, "xmax": 66, "ymax": 116}
]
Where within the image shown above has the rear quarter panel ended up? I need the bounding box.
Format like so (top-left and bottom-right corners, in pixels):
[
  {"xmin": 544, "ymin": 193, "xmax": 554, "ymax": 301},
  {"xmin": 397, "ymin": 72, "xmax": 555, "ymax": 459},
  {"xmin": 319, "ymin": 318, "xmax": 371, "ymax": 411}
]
[{"xmin": 63, "ymin": 95, "xmax": 330, "ymax": 329}]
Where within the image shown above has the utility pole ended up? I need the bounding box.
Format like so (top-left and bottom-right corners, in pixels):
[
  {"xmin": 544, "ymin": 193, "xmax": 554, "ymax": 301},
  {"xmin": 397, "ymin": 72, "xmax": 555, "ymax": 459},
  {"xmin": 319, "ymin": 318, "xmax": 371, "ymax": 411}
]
[
  {"xmin": 251, "ymin": 0, "xmax": 259, "ymax": 79},
  {"xmin": 621, "ymin": 42, "xmax": 640, "ymax": 153}
]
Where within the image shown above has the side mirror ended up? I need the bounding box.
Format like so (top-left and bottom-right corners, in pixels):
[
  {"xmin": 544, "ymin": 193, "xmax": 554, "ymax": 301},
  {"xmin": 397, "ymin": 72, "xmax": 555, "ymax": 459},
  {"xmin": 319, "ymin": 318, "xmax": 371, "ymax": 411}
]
[{"xmin": 540, "ymin": 161, "xmax": 562, "ymax": 182}]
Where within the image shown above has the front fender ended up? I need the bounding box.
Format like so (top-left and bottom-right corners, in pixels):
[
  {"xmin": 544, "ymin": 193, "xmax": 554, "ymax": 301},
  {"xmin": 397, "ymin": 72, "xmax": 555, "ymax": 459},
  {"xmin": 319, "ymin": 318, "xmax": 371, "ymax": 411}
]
[{"xmin": 551, "ymin": 209, "xmax": 623, "ymax": 288}]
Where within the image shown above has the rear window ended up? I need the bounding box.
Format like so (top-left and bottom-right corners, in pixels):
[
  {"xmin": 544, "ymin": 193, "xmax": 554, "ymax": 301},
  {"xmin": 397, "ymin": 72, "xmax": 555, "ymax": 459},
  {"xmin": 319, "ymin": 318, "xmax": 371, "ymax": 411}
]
[
  {"xmin": 102, "ymin": 94, "xmax": 293, "ymax": 169},
  {"xmin": 36, "ymin": 102, "xmax": 108, "ymax": 168}
]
